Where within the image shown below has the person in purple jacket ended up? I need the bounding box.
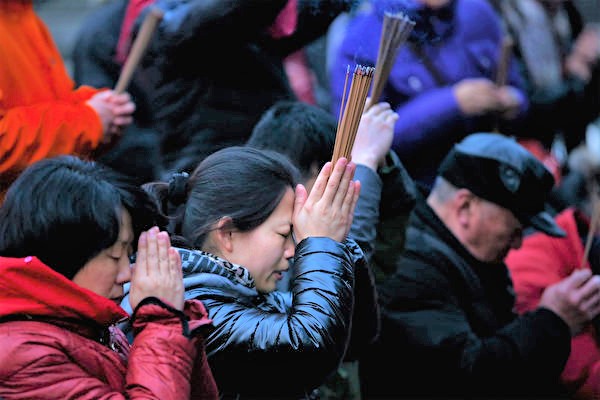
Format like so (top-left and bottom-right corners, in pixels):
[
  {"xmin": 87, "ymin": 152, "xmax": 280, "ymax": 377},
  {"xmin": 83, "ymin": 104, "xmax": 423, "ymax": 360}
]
[{"xmin": 328, "ymin": 0, "xmax": 529, "ymax": 187}]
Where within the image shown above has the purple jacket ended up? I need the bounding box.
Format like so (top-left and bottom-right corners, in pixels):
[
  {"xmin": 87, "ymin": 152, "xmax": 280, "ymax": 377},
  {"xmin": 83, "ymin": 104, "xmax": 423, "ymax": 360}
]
[{"xmin": 328, "ymin": 0, "xmax": 529, "ymax": 186}]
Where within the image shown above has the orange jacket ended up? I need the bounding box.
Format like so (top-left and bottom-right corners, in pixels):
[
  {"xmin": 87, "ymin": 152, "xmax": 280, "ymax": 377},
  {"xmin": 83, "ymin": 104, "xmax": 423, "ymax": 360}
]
[{"xmin": 0, "ymin": 1, "xmax": 104, "ymax": 195}]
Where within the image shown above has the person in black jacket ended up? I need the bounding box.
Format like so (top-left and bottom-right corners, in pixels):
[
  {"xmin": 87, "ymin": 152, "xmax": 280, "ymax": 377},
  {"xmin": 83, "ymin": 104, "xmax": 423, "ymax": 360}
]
[
  {"xmin": 71, "ymin": 0, "xmax": 162, "ymax": 184},
  {"xmin": 247, "ymin": 99, "xmax": 410, "ymax": 399},
  {"xmin": 120, "ymin": 0, "xmax": 360, "ymax": 178},
  {"xmin": 359, "ymin": 132, "xmax": 600, "ymax": 399},
  {"xmin": 123, "ymin": 146, "xmax": 377, "ymax": 399}
]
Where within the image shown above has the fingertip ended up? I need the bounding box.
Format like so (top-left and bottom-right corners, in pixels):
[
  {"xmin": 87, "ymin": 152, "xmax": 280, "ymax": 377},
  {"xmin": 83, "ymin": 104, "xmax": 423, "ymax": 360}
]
[
  {"xmin": 354, "ymin": 180, "xmax": 362, "ymax": 195},
  {"xmin": 169, "ymin": 247, "xmax": 181, "ymax": 262},
  {"xmin": 157, "ymin": 230, "xmax": 170, "ymax": 243},
  {"xmin": 335, "ymin": 157, "xmax": 349, "ymax": 169}
]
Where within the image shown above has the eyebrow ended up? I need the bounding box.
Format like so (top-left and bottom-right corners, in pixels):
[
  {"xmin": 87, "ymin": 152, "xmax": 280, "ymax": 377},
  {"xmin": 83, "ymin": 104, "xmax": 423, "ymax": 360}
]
[{"xmin": 119, "ymin": 234, "xmax": 134, "ymax": 247}]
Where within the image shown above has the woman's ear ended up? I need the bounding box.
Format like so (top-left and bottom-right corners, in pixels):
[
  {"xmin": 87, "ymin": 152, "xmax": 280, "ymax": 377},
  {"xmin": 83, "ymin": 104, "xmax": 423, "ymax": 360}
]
[{"xmin": 212, "ymin": 216, "xmax": 234, "ymax": 254}]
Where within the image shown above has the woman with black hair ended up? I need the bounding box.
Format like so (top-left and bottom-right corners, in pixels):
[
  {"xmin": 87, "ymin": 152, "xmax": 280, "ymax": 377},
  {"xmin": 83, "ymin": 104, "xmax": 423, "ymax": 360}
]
[
  {"xmin": 0, "ymin": 155, "xmax": 218, "ymax": 399},
  {"xmin": 128, "ymin": 146, "xmax": 378, "ymax": 399}
]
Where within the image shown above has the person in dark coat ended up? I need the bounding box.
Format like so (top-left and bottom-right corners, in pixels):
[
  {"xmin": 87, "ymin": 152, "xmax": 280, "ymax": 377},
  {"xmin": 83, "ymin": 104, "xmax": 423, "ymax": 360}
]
[
  {"xmin": 123, "ymin": 0, "xmax": 360, "ymax": 177},
  {"xmin": 247, "ymin": 99, "xmax": 412, "ymax": 399},
  {"xmin": 72, "ymin": 0, "xmax": 163, "ymax": 184},
  {"xmin": 122, "ymin": 146, "xmax": 376, "ymax": 399},
  {"xmin": 359, "ymin": 132, "xmax": 600, "ymax": 399}
]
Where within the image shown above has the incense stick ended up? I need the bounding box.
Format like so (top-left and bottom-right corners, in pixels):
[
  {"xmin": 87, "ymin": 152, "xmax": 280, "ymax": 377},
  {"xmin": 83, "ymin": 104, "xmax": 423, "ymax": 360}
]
[
  {"xmin": 581, "ymin": 180, "xmax": 600, "ymax": 268},
  {"xmin": 492, "ymin": 35, "xmax": 514, "ymax": 133},
  {"xmin": 368, "ymin": 11, "xmax": 415, "ymax": 110},
  {"xmin": 495, "ymin": 36, "xmax": 514, "ymax": 87},
  {"xmin": 114, "ymin": 7, "xmax": 164, "ymax": 94},
  {"xmin": 332, "ymin": 65, "xmax": 375, "ymax": 164}
]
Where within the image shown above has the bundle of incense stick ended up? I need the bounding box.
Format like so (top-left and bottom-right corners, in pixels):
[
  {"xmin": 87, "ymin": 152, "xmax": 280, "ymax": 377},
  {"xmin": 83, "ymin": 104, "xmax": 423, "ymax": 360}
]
[
  {"xmin": 368, "ymin": 11, "xmax": 415, "ymax": 110},
  {"xmin": 332, "ymin": 65, "xmax": 375, "ymax": 164}
]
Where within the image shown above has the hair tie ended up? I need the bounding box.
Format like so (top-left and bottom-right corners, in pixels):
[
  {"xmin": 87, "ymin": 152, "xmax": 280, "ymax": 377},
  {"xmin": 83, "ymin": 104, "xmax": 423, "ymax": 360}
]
[{"xmin": 168, "ymin": 172, "xmax": 189, "ymax": 205}]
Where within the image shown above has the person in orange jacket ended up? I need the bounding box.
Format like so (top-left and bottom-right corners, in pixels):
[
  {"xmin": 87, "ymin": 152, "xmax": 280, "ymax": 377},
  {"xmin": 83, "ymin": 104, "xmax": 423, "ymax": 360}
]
[{"xmin": 0, "ymin": 0, "xmax": 136, "ymax": 199}]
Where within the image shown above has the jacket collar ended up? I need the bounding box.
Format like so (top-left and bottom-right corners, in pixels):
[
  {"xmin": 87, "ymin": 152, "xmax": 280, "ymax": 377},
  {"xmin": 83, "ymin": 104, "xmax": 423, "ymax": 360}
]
[
  {"xmin": 177, "ymin": 247, "xmax": 256, "ymax": 289},
  {"xmin": 0, "ymin": 256, "xmax": 128, "ymax": 326}
]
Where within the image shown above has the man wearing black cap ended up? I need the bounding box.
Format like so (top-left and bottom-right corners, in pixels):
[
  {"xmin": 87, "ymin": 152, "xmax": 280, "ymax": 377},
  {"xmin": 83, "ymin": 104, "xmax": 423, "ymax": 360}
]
[{"xmin": 358, "ymin": 132, "xmax": 600, "ymax": 399}]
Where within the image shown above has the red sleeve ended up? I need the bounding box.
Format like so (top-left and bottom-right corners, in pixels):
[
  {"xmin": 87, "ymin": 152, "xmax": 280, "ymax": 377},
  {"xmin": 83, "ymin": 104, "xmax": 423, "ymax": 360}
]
[
  {"xmin": 506, "ymin": 208, "xmax": 600, "ymax": 397},
  {"xmin": 129, "ymin": 298, "xmax": 218, "ymax": 399}
]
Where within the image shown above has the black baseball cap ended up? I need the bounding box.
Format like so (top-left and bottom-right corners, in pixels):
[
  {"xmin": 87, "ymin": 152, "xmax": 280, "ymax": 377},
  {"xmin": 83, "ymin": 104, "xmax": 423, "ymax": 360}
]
[{"xmin": 438, "ymin": 133, "xmax": 566, "ymax": 238}]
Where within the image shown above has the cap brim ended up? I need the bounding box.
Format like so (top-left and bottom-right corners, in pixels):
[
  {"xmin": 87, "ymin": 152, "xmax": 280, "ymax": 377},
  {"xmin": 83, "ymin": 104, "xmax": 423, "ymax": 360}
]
[{"xmin": 526, "ymin": 211, "xmax": 566, "ymax": 238}]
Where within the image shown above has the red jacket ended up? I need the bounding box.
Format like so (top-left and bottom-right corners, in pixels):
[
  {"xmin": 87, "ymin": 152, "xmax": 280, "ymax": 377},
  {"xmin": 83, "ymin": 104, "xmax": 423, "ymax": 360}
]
[
  {"xmin": 506, "ymin": 207, "xmax": 600, "ymax": 399},
  {"xmin": 0, "ymin": 256, "xmax": 218, "ymax": 399}
]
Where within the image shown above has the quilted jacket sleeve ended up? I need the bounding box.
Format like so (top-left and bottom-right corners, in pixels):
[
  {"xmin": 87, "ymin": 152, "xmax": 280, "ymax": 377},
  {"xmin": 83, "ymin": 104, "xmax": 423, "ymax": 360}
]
[
  {"xmin": 202, "ymin": 237, "xmax": 356, "ymax": 397},
  {"xmin": 0, "ymin": 298, "xmax": 217, "ymax": 400},
  {"xmin": 128, "ymin": 297, "xmax": 218, "ymax": 399}
]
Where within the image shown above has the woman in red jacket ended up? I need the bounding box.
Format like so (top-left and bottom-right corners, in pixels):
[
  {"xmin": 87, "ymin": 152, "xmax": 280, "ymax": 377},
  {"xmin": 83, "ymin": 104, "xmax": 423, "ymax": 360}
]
[{"xmin": 0, "ymin": 155, "xmax": 218, "ymax": 399}]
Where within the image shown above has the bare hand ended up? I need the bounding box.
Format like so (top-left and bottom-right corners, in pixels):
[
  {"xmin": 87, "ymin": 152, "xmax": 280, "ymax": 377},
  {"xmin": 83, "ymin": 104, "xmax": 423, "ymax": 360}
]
[
  {"xmin": 352, "ymin": 101, "xmax": 398, "ymax": 170},
  {"xmin": 496, "ymin": 86, "xmax": 522, "ymax": 120},
  {"xmin": 86, "ymin": 90, "xmax": 136, "ymax": 154},
  {"xmin": 565, "ymin": 27, "xmax": 600, "ymax": 82},
  {"xmin": 453, "ymin": 78, "xmax": 502, "ymax": 116},
  {"xmin": 572, "ymin": 27, "xmax": 600, "ymax": 65},
  {"xmin": 128, "ymin": 226, "xmax": 185, "ymax": 311},
  {"xmin": 539, "ymin": 269, "xmax": 600, "ymax": 335},
  {"xmin": 292, "ymin": 158, "xmax": 361, "ymax": 243}
]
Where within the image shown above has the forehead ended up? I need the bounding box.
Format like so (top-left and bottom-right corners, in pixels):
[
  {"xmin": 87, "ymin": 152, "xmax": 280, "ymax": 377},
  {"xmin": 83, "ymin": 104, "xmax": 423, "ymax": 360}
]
[
  {"xmin": 118, "ymin": 209, "xmax": 134, "ymax": 242},
  {"xmin": 267, "ymin": 188, "xmax": 295, "ymax": 222}
]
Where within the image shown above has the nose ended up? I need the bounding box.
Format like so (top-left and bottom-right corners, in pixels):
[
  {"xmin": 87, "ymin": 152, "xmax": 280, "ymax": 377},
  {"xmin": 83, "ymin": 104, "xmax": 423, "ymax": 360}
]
[
  {"xmin": 116, "ymin": 256, "xmax": 132, "ymax": 285},
  {"xmin": 284, "ymin": 236, "xmax": 295, "ymax": 260}
]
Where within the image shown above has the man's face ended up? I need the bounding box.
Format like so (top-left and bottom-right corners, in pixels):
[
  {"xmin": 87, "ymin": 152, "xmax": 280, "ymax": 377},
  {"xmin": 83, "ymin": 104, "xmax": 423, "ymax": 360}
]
[{"xmin": 466, "ymin": 198, "xmax": 524, "ymax": 263}]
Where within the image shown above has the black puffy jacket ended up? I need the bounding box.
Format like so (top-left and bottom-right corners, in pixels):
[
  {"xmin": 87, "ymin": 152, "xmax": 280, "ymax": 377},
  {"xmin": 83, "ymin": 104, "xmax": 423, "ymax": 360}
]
[
  {"xmin": 133, "ymin": 0, "xmax": 358, "ymax": 174},
  {"xmin": 179, "ymin": 237, "xmax": 377, "ymax": 399}
]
